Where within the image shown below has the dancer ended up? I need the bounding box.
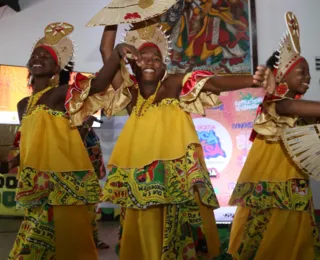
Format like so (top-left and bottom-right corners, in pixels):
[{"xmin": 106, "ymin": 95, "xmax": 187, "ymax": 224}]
[
  {"xmin": 78, "ymin": 115, "xmax": 110, "ymax": 250},
  {"xmin": 228, "ymin": 12, "xmax": 320, "ymax": 260},
  {"xmin": 98, "ymin": 22, "xmax": 273, "ymax": 259},
  {"xmin": 0, "ymin": 22, "xmax": 119, "ymax": 259}
]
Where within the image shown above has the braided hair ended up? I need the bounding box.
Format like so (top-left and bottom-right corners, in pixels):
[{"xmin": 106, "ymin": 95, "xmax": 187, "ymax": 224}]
[
  {"xmin": 59, "ymin": 61, "xmax": 74, "ymax": 85},
  {"xmin": 266, "ymin": 51, "xmax": 280, "ymax": 71}
]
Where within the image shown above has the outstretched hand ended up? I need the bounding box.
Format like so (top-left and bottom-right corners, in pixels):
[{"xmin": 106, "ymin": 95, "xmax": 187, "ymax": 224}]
[
  {"xmin": 253, "ymin": 66, "xmax": 276, "ymax": 95},
  {"xmin": 115, "ymin": 43, "xmax": 143, "ymax": 67}
]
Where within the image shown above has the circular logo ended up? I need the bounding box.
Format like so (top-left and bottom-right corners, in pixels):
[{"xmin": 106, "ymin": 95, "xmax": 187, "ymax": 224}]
[{"xmin": 193, "ymin": 118, "xmax": 233, "ymax": 173}]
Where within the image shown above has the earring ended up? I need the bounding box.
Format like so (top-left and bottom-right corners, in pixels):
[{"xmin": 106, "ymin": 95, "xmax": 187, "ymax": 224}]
[
  {"xmin": 161, "ymin": 70, "xmax": 168, "ymax": 82},
  {"xmin": 275, "ymin": 82, "xmax": 289, "ymax": 97},
  {"xmin": 27, "ymin": 75, "xmax": 33, "ymax": 87},
  {"xmin": 49, "ymin": 74, "xmax": 60, "ymax": 87}
]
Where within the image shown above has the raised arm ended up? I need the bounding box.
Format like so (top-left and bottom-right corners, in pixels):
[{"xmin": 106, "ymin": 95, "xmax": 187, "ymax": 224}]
[
  {"xmin": 99, "ymin": 25, "xmax": 123, "ymax": 91},
  {"xmin": 89, "ymin": 43, "xmax": 141, "ymax": 96}
]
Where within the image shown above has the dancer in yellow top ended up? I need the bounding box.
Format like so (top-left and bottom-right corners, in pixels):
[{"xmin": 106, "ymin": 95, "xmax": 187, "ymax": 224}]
[
  {"xmin": 228, "ymin": 12, "xmax": 320, "ymax": 260},
  {"xmin": 97, "ymin": 21, "xmax": 273, "ymax": 259},
  {"xmin": 0, "ymin": 22, "xmax": 120, "ymax": 260}
]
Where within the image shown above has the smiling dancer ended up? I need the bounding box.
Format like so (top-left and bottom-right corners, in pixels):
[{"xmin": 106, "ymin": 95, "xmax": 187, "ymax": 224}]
[
  {"xmin": 0, "ymin": 22, "xmax": 120, "ymax": 259},
  {"xmin": 228, "ymin": 12, "xmax": 320, "ymax": 260},
  {"xmin": 96, "ymin": 21, "xmax": 273, "ymax": 259}
]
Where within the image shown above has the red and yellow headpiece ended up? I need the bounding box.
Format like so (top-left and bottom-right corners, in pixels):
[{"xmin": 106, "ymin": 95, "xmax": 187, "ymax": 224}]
[{"xmin": 33, "ymin": 22, "xmax": 75, "ymax": 71}]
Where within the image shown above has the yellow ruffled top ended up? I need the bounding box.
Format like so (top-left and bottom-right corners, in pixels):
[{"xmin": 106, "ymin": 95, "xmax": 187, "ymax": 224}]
[
  {"xmin": 105, "ymin": 70, "xmax": 220, "ymax": 169},
  {"xmin": 109, "ymin": 99, "xmax": 201, "ymax": 169},
  {"xmin": 65, "ymin": 68, "xmax": 221, "ymax": 169},
  {"xmin": 20, "ymin": 106, "xmax": 93, "ymax": 172},
  {"xmin": 229, "ymin": 97, "xmax": 311, "ymax": 212},
  {"xmin": 66, "ymin": 66, "xmax": 221, "ymax": 128},
  {"xmin": 17, "ymin": 82, "xmax": 102, "ymax": 208},
  {"xmin": 253, "ymin": 97, "xmax": 297, "ymax": 142},
  {"xmin": 99, "ymin": 70, "xmax": 221, "ymax": 210},
  {"xmin": 66, "ymin": 72, "xmax": 132, "ymax": 126}
]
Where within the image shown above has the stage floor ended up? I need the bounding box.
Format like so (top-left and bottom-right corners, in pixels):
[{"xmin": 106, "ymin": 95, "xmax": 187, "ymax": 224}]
[{"xmin": 0, "ymin": 218, "xmax": 118, "ymax": 260}]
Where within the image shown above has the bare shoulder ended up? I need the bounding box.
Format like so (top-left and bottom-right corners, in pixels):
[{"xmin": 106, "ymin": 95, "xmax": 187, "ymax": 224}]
[
  {"xmin": 53, "ymin": 84, "xmax": 69, "ymax": 99},
  {"xmin": 165, "ymin": 73, "xmax": 185, "ymax": 89},
  {"xmin": 17, "ymin": 97, "xmax": 29, "ymax": 110},
  {"xmin": 17, "ymin": 97, "xmax": 29, "ymax": 121}
]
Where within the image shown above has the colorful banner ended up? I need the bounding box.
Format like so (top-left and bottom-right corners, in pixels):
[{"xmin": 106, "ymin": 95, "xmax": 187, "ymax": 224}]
[
  {"xmin": 0, "ymin": 174, "xmax": 24, "ymax": 216},
  {"xmin": 0, "ymin": 150, "xmax": 23, "ymax": 216},
  {"xmin": 192, "ymin": 89, "xmax": 264, "ymax": 206}
]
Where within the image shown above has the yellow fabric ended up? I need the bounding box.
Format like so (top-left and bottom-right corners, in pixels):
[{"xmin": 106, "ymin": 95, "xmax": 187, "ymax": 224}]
[
  {"xmin": 237, "ymin": 135, "xmax": 306, "ymax": 183},
  {"xmin": 108, "ymin": 100, "xmax": 201, "ymax": 169},
  {"xmin": 20, "ymin": 106, "xmax": 93, "ymax": 172},
  {"xmin": 229, "ymin": 124, "xmax": 319, "ymax": 258},
  {"xmin": 99, "ymin": 65, "xmax": 221, "ymax": 120},
  {"xmin": 54, "ymin": 205, "xmax": 98, "ymax": 260},
  {"xmin": 180, "ymin": 72, "xmax": 221, "ymax": 116},
  {"xmin": 8, "ymin": 205, "xmax": 98, "ymax": 260},
  {"xmin": 9, "ymin": 206, "xmax": 56, "ymax": 259},
  {"xmin": 195, "ymin": 189, "xmax": 220, "ymax": 258},
  {"xmin": 120, "ymin": 207, "xmax": 163, "ymax": 260},
  {"xmin": 119, "ymin": 190, "xmax": 220, "ymax": 260},
  {"xmin": 103, "ymin": 144, "xmax": 219, "ymax": 209},
  {"xmin": 229, "ymin": 207, "xmax": 317, "ymax": 260},
  {"xmin": 67, "ymin": 69, "xmax": 133, "ymax": 125},
  {"xmin": 253, "ymin": 98, "xmax": 297, "ymax": 141},
  {"xmin": 106, "ymin": 69, "xmax": 221, "ymax": 169}
]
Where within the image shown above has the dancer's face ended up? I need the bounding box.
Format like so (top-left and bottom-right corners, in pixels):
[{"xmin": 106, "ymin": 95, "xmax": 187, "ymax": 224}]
[
  {"xmin": 28, "ymin": 47, "xmax": 60, "ymax": 77},
  {"xmin": 134, "ymin": 45, "xmax": 165, "ymax": 84},
  {"xmin": 285, "ymin": 59, "xmax": 310, "ymax": 95}
]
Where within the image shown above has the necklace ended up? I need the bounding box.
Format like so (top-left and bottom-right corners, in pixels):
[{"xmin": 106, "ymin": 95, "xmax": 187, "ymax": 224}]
[
  {"xmin": 24, "ymin": 85, "xmax": 55, "ymax": 116},
  {"xmin": 135, "ymin": 82, "xmax": 161, "ymax": 117}
]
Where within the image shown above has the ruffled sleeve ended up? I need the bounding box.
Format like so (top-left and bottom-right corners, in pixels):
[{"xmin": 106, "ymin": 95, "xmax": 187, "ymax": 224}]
[
  {"xmin": 102, "ymin": 63, "xmax": 134, "ymax": 117},
  {"xmin": 179, "ymin": 70, "xmax": 221, "ymax": 115},
  {"xmin": 252, "ymin": 96, "xmax": 298, "ymax": 141},
  {"xmin": 65, "ymin": 71, "xmax": 132, "ymax": 127}
]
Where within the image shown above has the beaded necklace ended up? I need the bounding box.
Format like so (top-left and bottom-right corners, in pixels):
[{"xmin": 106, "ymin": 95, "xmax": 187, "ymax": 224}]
[
  {"xmin": 135, "ymin": 82, "xmax": 161, "ymax": 117},
  {"xmin": 24, "ymin": 85, "xmax": 55, "ymax": 116}
]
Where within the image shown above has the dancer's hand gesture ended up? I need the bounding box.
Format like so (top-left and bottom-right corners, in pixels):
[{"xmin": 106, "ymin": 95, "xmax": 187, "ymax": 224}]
[
  {"xmin": 115, "ymin": 43, "xmax": 143, "ymax": 66},
  {"xmin": 253, "ymin": 66, "xmax": 276, "ymax": 95}
]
